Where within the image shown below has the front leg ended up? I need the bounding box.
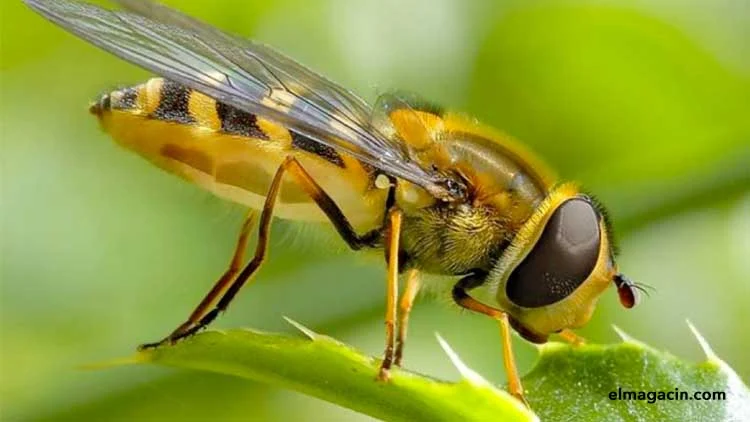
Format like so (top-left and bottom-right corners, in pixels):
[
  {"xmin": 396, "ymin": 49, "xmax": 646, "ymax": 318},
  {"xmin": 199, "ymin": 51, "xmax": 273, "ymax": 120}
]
[
  {"xmin": 558, "ymin": 329, "xmax": 586, "ymax": 346},
  {"xmin": 452, "ymin": 272, "xmax": 529, "ymax": 407}
]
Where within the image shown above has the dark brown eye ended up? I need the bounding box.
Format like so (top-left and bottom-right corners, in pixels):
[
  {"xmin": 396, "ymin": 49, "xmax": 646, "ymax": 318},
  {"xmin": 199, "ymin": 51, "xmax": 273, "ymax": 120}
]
[{"xmin": 506, "ymin": 197, "xmax": 601, "ymax": 307}]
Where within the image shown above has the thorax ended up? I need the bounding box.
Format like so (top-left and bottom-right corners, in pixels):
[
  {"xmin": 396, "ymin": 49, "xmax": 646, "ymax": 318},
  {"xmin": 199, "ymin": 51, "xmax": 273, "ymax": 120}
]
[{"xmin": 393, "ymin": 121, "xmax": 552, "ymax": 276}]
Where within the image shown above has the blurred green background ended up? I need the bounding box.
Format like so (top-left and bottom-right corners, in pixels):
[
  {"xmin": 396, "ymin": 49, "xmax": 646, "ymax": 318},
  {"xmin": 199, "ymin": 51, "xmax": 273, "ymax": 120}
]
[{"xmin": 2, "ymin": 0, "xmax": 749, "ymax": 420}]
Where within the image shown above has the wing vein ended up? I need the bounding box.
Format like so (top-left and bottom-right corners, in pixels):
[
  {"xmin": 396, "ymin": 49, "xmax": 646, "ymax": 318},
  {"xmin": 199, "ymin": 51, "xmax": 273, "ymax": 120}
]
[{"xmin": 24, "ymin": 0, "xmax": 457, "ymax": 200}]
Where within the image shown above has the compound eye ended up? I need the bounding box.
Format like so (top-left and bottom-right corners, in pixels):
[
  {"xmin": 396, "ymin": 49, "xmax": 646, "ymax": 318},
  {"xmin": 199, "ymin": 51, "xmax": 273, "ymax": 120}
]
[{"xmin": 506, "ymin": 198, "xmax": 601, "ymax": 307}]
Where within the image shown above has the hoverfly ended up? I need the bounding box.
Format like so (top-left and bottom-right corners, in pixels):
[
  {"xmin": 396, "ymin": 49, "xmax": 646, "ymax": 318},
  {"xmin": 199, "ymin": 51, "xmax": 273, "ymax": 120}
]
[{"xmin": 25, "ymin": 0, "xmax": 643, "ymax": 404}]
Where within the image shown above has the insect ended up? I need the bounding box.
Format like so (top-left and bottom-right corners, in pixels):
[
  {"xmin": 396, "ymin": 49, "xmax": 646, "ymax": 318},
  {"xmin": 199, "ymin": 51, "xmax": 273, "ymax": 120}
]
[{"xmin": 26, "ymin": 0, "xmax": 644, "ymax": 404}]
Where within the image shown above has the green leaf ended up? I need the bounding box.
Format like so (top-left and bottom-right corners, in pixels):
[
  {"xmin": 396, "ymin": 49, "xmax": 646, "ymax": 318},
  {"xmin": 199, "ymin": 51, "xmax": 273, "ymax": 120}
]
[
  {"xmin": 128, "ymin": 322, "xmax": 749, "ymax": 422},
  {"xmin": 130, "ymin": 323, "xmax": 535, "ymax": 422},
  {"xmin": 525, "ymin": 326, "xmax": 750, "ymax": 421}
]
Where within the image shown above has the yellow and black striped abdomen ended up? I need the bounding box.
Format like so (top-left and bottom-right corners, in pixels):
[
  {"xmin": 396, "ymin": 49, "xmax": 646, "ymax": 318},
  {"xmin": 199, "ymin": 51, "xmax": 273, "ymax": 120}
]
[{"xmin": 91, "ymin": 78, "xmax": 387, "ymax": 232}]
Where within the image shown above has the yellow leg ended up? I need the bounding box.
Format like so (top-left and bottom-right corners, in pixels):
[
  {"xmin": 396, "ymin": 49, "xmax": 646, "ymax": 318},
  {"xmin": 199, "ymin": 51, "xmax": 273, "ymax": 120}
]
[
  {"xmin": 558, "ymin": 329, "xmax": 586, "ymax": 346},
  {"xmin": 377, "ymin": 209, "xmax": 402, "ymax": 381},
  {"xmin": 394, "ymin": 269, "xmax": 421, "ymax": 367},
  {"xmin": 452, "ymin": 273, "xmax": 528, "ymax": 406},
  {"xmin": 498, "ymin": 313, "xmax": 528, "ymax": 406}
]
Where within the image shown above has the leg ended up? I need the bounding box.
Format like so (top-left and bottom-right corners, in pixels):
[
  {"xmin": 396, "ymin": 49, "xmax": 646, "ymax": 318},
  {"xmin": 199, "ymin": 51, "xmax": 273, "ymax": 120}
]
[
  {"xmin": 558, "ymin": 329, "xmax": 586, "ymax": 346},
  {"xmin": 452, "ymin": 273, "xmax": 528, "ymax": 406},
  {"xmin": 140, "ymin": 210, "xmax": 256, "ymax": 349},
  {"xmin": 497, "ymin": 313, "xmax": 527, "ymax": 406},
  {"xmin": 142, "ymin": 156, "xmax": 378, "ymax": 347},
  {"xmin": 394, "ymin": 269, "xmax": 421, "ymax": 367},
  {"xmin": 283, "ymin": 158, "xmax": 379, "ymax": 250},
  {"xmin": 377, "ymin": 209, "xmax": 402, "ymax": 381}
]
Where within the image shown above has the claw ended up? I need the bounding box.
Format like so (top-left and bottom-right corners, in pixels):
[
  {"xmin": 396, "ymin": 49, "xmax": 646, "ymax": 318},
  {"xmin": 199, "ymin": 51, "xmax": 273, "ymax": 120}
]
[
  {"xmin": 137, "ymin": 339, "xmax": 168, "ymax": 351},
  {"xmin": 376, "ymin": 366, "xmax": 391, "ymax": 382},
  {"xmin": 511, "ymin": 391, "xmax": 530, "ymax": 408}
]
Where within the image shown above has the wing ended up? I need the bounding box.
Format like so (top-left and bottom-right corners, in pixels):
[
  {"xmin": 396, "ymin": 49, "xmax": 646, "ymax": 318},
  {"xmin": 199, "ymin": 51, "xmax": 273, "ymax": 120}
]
[{"xmin": 24, "ymin": 0, "xmax": 463, "ymax": 201}]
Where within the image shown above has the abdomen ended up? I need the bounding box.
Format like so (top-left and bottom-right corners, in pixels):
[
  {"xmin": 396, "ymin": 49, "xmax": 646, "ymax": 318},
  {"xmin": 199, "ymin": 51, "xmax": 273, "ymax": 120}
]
[{"xmin": 91, "ymin": 78, "xmax": 387, "ymax": 233}]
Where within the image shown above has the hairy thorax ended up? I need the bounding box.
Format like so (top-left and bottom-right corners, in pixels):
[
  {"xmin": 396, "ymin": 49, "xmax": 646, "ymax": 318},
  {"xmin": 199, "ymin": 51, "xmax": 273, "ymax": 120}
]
[
  {"xmin": 394, "ymin": 126, "xmax": 551, "ymax": 276},
  {"xmin": 400, "ymin": 202, "xmax": 508, "ymax": 275}
]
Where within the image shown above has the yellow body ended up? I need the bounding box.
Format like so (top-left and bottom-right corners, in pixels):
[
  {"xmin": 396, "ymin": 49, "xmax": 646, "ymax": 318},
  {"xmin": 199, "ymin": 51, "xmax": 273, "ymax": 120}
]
[
  {"xmin": 28, "ymin": 0, "xmax": 633, "ymax": 402},
  {"xmin": 94, "ymin": 78, "xmax": 387, "ymax": 234},
  {"xmin": 94, "ymin": 80, "xmax": 557, "ymax": 274},
  {"xmin": 93, "ymin": 78, "xmax": 618, "ymax": 341}
]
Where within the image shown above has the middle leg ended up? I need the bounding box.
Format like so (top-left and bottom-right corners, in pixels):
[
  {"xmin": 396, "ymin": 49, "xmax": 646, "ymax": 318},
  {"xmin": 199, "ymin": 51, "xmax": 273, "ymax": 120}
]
[
  {"xmin": 377, "ymin": 208, "xmax": 403, "ymax": 381},
  {"xmin": 394, "ymin": 269, "xmax": 421, "ymax": 367}
]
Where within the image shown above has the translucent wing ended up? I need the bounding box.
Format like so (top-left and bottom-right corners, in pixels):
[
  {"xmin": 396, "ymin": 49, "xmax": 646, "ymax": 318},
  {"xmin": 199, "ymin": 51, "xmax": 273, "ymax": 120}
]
[{"xmin": 24, "ymin": 0, "xmax": 461, "ymax": 200}]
